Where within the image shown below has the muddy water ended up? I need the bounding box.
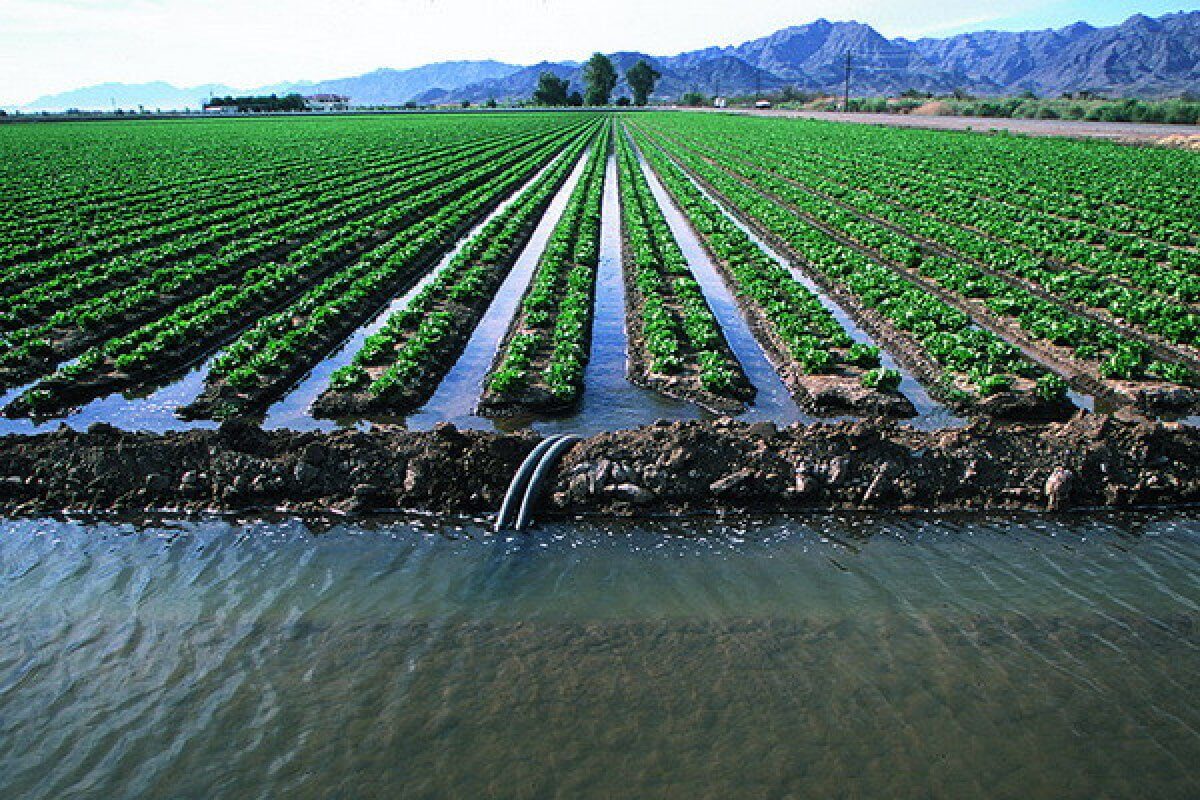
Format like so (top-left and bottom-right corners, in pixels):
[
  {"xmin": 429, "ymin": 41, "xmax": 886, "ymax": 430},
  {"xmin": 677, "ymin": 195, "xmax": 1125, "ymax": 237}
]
[
  {"xmin": 0, "ymin": 358, "xmax": 220, "ymax": 436},
  {"xmin": 1, "ymin": 512, "xmax": 1198, "ymax": 798}
]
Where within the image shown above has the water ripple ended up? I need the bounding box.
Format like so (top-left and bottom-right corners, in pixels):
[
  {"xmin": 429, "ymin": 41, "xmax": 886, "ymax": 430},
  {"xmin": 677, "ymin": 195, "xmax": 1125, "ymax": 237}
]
[{"xmin": 0, "ymin": 512, "xmax": 1197, "ymax": 798}]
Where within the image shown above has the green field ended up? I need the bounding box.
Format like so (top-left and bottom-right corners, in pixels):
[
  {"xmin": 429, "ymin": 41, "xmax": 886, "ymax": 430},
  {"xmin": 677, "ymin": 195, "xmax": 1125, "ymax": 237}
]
[{"xmin": 1, "ymin": 111, "xmax": 1197, "ymax": 426}]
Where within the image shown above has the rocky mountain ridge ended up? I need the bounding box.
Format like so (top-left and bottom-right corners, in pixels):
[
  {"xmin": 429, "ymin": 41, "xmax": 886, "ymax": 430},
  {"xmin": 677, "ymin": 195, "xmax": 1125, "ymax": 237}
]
[{"xmin": 17, "ymin": 12, "xmax": 1198, "ymax": 110}]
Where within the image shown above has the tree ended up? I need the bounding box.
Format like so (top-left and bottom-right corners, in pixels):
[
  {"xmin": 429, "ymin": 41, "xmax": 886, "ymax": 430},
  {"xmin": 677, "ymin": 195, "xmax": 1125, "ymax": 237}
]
[
  {"xmin": 625, "ymin": 59, "xmax": 661, "ymax": 106},
  {"xmin": 680, "ymin": 91, "xmax": 708, "ymax": 107},
  {"xmin": 532, "ymin": 71, "xmax": 570, "ymax": 106},
  {"xmin": 616, "ymin": 96, "xmax": 631, "ymax": 107},
  {"xmin": 485, "ymin": 97, "xmax": 498, "ymax": 108},
  {"xmin": 583, "ymin": 53, "xmax": 617, "ymax": 106},
  {"xmin": 567, "ymin": 91, "xmax": 584, "ymax": 107}
]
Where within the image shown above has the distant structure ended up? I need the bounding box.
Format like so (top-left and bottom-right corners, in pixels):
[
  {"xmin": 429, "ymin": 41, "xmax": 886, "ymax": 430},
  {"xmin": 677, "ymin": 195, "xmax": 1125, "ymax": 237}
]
[
  {"xmin": 304, "ymin": 94, "xmax": 350, "ymax": 112},
  {"xmin": 713, "ymin": 96, "xmax": 728, "ymax": 108},
  {"xmin": 754, "ymin": 99, "xmax": 772, "ymax": 109}
]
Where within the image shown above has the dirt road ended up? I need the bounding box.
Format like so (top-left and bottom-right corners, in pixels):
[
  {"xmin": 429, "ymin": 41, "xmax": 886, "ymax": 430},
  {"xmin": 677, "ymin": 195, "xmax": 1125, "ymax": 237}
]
[{"xmin": 720, "ymin": 109, "xmax": 1200, "ymax": 144}]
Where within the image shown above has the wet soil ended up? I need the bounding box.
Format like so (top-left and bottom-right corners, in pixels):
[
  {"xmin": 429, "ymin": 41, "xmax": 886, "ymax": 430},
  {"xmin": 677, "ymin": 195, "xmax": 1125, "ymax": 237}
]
[
  {"xmin": 635, "ymin": 135, "xmax": 916, "ymax": 419},
  {"xmin": 653, "ymin": 142, "xmax": 1074, "ymax": 421},
  {"xmin": 0, "ymin": 413, "xmax": 1194, "ymax": 517}
]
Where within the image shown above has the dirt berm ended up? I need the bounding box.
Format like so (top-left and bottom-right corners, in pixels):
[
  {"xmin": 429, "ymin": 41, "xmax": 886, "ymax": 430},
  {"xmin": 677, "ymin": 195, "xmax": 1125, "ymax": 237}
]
[{"xmin": 0, "ymin": 414, "xmax": 1195, "ymax": 517}]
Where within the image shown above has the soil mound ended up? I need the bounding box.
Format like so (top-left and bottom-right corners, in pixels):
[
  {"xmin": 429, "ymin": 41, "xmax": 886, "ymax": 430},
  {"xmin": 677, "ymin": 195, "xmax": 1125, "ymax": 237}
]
[{"xmin": 0, "ymin": 414, "xmax": 1196, "ymax": 518}]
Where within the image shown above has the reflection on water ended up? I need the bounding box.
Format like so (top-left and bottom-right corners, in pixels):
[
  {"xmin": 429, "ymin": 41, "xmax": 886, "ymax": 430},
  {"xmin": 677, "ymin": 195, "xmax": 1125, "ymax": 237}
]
[{"xmin": 1, "ymin": 512, "xmax": 1198, "ymax": 798}]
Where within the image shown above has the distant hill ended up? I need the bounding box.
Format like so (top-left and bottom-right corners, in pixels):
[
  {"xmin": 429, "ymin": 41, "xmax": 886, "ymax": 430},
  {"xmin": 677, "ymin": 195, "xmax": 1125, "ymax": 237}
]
[
  {"xmin": 21, "ymin": 61, "xmax": 519, "ymax": 112},
  {"xmin": 430, "ymin": 12, "xmax": 1199, "ymax": 102},
  {"xmin": 303, "ymin": 61, "xmax": 520, "ymax": 106},
  {"xmin": 904, "ymin": 12, "xmax": 1200, "ymax": 96},
  {"xmin": 17, "ymin": 12, "xmax": 1199, "ymax": 111},
  {"xmin": 22, "ymin": 81, "xmax": 240, "ymax": 112}
]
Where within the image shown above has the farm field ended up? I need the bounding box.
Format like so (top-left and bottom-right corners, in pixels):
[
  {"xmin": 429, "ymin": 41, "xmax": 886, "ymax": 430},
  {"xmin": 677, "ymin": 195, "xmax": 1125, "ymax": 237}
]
[{"xmin": 0, "ymin": 111, "xmax": 1197, "ymax": 435}]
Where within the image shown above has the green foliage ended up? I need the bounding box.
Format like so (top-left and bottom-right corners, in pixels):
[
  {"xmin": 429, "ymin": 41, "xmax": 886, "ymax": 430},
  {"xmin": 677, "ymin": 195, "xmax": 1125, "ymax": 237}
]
[
  {"xmin": 532, "ymin": 72, "xmax": 570, "ymax": 107},
  {"xmin": 583, "ymin": 53, "xmax": 617, "ymax": 106},
  {"xmin": 329, "ymin": 364, "xmax": 369, "ymax": 391},
  {"xmin": 845, "ymin": 343, "xmax": 882, "ymax": 368},
  {"xmin": 625, "ymin": 60, "xmax": 662, "ymax": 107},
  {"xmin": 861, "ymin": 367, "xmax": 902, "ymax": 392},
  {"xmin": 1035, "ymin": 373, "xmax": 1069, "ymax": 401}
]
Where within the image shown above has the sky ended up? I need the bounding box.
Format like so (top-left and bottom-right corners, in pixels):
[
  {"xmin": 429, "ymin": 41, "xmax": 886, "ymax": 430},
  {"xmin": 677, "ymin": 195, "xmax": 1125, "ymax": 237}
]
[{"xmin": 0, "ymin": 0, "xmax": 1194, "ymax": 105}]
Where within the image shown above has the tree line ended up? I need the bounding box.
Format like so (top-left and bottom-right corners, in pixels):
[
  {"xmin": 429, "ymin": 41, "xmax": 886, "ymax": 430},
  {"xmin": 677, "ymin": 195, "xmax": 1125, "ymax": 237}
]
[
  {"xmin": 532, "ymin": 54, "xmax": 660, "ymax": 107},
  {"xmin": 206, "ymin": 94, "xmax": 306, "ymax": 112}
]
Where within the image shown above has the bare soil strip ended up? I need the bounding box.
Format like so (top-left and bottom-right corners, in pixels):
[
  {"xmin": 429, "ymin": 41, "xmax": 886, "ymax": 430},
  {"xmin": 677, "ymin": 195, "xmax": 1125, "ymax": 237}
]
[
  {"xmin": 0, "ymin": 413, "xmax": 1194, "ymax": 516},
  {"xmin": 738, "ymin": 110, "xmax": 1200, "ymax": 144}
]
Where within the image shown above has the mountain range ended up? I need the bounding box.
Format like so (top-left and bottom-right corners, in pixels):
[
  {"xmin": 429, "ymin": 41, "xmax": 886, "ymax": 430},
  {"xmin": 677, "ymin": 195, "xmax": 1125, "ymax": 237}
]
[{"xmin": 17, "ymin": 12, "xmax": 1199, "ymax": 111}]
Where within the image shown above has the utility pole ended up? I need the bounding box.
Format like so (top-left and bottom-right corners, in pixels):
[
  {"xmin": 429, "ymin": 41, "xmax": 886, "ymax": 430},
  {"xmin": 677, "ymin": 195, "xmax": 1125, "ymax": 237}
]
[
  {"xmin": 842, "ymin": 53, "xmax": 852, "ymax": 111},
  {"xmin": 754, "ymin": 71, "xmax": 761, "ymax": 101}
]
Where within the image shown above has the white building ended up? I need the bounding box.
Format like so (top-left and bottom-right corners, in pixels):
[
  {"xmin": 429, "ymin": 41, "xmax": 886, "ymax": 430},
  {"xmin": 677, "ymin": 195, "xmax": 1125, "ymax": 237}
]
[{"xmin": 304, "ymin": 94, "xmax": 350, "ymax": 112}]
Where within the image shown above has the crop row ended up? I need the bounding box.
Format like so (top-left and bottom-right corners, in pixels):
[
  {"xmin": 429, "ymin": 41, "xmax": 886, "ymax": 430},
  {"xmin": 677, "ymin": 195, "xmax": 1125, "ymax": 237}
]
[
  {"xmin": 185, "ymin": 122, "xmax": 600, "ymax": 420},
  {"xmin": 804, "ymin": 125, "xmax": 1200, "ymax": 249},
  {"xmin": 675, "ymin": 127, "xmax": 1200, "ymax": 363},
  {"xmin": 638, "ymin": 125, "xmax": 1072, "ymax": 416},
  {"xmin": 312, "ymin": 123, "xmax": 604, "ymax": 418},
  {"xmin": 7, "ymin": 121, "xmax": 591, "ymax": 418},
  {"xmin": 0, "ymin": 122, "xmax": 585, "ymax": 392},
  {"xmin": 0, "ymin": 115, "xmax": 570, "ymax": 244},
  {"xmin": 0, "ymin": 134, "xmax": 468, "ymax": 277},
  {"xmin": 0, "ymin": 124, "xmax": 351, "ymax": 247},
  {"xmin": 0, "ymin": 139, "xmax": 407, "ymax": 270},
  {"xmin": 630, "ymin": 125, "xmax": 916, "ymax": 418},
  {"xmin": 615, "ymin": 128, "xmax": 752, "ymax": 412},
  {"xmin": 671, "ymin": 121, "xmax": 1200, "ymax": 304},
  {"xmin": 644, "ymin": 123, "xmax": 1197, "ymax": 408},
  {"xmin": 794, "ymin": 116, "xmax": 1200, "ymax": 237},
  {"xmin": 478, "ymin": 124, "xmax": 612, "ymax": 414},
  {"xmin": 0, "ymin": 126, "xmax": 539, "ymax": 319}
]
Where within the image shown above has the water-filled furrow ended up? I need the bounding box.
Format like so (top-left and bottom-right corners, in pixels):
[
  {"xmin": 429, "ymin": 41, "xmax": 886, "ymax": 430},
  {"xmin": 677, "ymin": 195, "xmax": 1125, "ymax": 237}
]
[
  {"xmin": 633, "ymin": 143, "xmax": 804, "ymax": 424},
  {"xmin": 660, "ymin": 146, "xmax": 964, "ymax": 430},
  {"xmin": 512, "ymin": 153, "xmax": 701, "ymax": 436},
  {"xmin": 402, "ymin": 154, "xmax": 591, "ymax": 430},
  {"xmin": 260, "ymin": 153, "xmax": 573, "ymax": 432}
]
